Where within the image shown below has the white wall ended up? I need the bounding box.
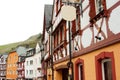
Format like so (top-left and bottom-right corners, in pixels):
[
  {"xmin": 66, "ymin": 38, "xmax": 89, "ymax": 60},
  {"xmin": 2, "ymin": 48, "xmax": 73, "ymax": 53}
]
[
  {"xmin": 24, "ymin": 57, "xmax": 35, "ymax": 79},
  {"xmin": 33, "ymin": 52, "xmax": 42, "ymax": 78},
  {"xmin": 109, "ymin": 5, "xmax": 120, "ymax": 34}
]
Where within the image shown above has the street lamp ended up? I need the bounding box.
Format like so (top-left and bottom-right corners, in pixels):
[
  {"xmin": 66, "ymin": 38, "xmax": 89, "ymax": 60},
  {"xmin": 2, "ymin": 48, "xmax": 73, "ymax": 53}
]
[
  {"xmin": 61, "ymin": 0, "xmax": 81, "ymax": 80},
  {"xmin": 61, "ymin": 2, "xmax": 75, "ymax": 80}
]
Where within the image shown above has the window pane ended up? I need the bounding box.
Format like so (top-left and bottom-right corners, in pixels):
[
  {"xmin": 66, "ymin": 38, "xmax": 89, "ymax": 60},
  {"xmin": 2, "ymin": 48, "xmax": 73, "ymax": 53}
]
[
  {"xmin": 79, "ymin": 64, "xmax": 83, "ymax": 80},
  {"xmin": 104, "ymin": 61, "xmax": 112, "ymax": 80},
  {"xmin": 96, "ymin": 0, "xmax": 103, "ymax": 14},
  {"xmin": 102, "ymin": 59, "xmax": 112, "ymax": 80}
]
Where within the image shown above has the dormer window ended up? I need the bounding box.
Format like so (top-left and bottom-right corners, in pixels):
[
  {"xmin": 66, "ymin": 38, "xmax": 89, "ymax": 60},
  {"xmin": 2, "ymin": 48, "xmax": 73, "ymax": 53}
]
[{"xmin": 95, "ymin": 0, "xmax": 103, "ymax": 14}]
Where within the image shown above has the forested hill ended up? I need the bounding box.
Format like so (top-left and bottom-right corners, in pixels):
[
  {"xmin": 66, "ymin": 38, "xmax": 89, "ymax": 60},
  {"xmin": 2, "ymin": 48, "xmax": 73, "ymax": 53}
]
[{"xmin": 0, "ymin": 33, "xmax": 42, "ymax": 54}]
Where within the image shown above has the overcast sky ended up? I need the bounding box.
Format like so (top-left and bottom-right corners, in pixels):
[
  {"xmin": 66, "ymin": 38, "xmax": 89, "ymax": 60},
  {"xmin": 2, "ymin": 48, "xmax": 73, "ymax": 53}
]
[{"xmin": 0, "ymin": 0, "xmax": 53, "ymax": 45}]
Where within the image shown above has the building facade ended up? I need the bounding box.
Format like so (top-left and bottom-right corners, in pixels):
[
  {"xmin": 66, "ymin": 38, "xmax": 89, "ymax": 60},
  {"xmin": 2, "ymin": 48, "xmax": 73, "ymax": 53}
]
[
  {"xmin": 0, "ymin": 54, "xmax": 8, "ymax": 80},
  {"xmin": 6, "ymin": 51, "xmax": 18, "ymax": 80},
  {"xmin": 17, "ymin": 55, "xmax": 26, "ymax": 80},
  {"xmin": 44, "ymin": 0, "xmax": 120, "ymax": 80},
  {"xmin": 34, "ymin": 42, "xmax": 43, "ymax": 80},
  {"xmin": 42, "ymin": 5, "xmax": 53, "ymax": 80},
  {"xmin": 16, "ymin": 46, "xmax": 27, "ymax": 80},
  {"xmin": 24, "ymin": 48, "xmax": 35, "ymax": 80}
]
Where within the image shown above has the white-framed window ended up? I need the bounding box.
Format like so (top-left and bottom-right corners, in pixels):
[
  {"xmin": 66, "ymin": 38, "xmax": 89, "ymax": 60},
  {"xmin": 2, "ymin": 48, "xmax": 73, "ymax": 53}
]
[
  {"xmin": 95, "ymin": 0, "xmax": 103, "ymax": 14},
  {"xmin": 27, "ymin": 61, "xmax": 29, "ymax": 65},
  {"xmin": 30, "ymin": 70, "xmax": 33, "ymax": 75},
  {"xmin": 30, "ymin": 60, "xmax": 33, "ymax": 65},
  {"xmin": 26, "ymin": 70, "xmax": 28, "ymax": 75},
  {"xmin": 75, "ymin": 58, "xmax": 85, "ymax": 80},
  {"xmin": 78, "ymin": 64, "xmax": 83, "ymax": 80},
  {"xmin": 101, "ymin": 59, "xmax": 112, "ymax": 80},
  {"xmin": 10, "ymin": 70, "xmax": 12, "ymax": 74}
]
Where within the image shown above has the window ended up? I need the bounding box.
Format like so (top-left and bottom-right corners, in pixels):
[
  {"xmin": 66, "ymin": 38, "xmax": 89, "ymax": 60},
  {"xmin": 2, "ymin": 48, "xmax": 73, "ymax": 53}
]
[
  {"xmin": 1, "ymin": 58, "xmax": 4, "ymax": 63},
  {"xmin": 75, "ymin": 58, "xmax": 85, "ymax": 80},
  {"xmin": 95, "ymin": 52, "xmax": 116, "ymax": 80},
  {"xmin": 27, "ymin": 70, "xmax": 28, "ymax": 75},
  {"xmin": 54, "ymin": 34, "xmax": 57, "ymax": 48},
  {"xmin": 30, "ymin": 60, "xmax": 33, "ymax": 65},
  {"xmin": 78, "ymin": 64, "xmax": 83, "ymax": 80},
  {"xmin": 62, "ymin": 28, "xmax": 64, "ymax": 41},
  {"xmin": 30, "ymin": 70, "xmax": 33, "ymax": 75},
  {"xmin": 58, "ymin": 30, "xmax": 60, "ymax": 44},
  {"xmin": 27, "ymin": 61, "xmax": 28, "ymax": 66},
  {"xmin": 101, "ymin": 59, "xmax": 112, "ymax": 80},
  {"xmin": 57, "ymin": 31, "xmax": 59, "ymax": 45},
  {"xmin": 16, "ymin": 71, "xmax": 17, "ymax": 74},
  {"xmin": 10, "ymin": 70, "xmax": 12, "ymax": 74},
  {"xmin": 95, "ymin": 0, "xmax": 103, "ymax": 14}
]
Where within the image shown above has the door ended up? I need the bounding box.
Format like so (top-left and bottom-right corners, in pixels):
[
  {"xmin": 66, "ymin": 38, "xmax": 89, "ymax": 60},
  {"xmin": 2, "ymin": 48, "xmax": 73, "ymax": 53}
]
[{"xmin": 62, "ymin": 69, "xmax": 68, "ymax": 80}]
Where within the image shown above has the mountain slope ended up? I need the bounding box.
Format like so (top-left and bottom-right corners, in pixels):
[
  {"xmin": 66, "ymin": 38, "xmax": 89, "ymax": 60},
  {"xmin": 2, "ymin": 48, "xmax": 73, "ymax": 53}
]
[{"xmin": 0, "ymin": 33, "xmax": 42, "ymax": 54}]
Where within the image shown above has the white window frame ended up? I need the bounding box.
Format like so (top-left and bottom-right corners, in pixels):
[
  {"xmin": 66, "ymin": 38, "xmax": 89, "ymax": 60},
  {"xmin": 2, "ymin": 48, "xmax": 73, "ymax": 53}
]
[
  {"xmin": 30, "ymin": 70, "xmax": 33, "ymax": 75},
  {"xmin": 30, "ymin": 60, "xmax": 33, "ymax": 65},
  {"xmin": 101, "ymin": 59, "xmax": 112, "ymax": 80},
  {"xmin": 78, "ymin": 64, "xmax": 83, "ymax": 80}
]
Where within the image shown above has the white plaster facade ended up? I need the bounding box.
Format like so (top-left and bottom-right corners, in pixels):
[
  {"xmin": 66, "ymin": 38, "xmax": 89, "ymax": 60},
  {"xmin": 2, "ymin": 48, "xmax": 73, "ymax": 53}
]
[
  {"xmin": 25, "ymin": 56, "xmax": 35, "ymax": 79},
  {"xmin": 24, "ymin": 43, "xmax": 43, "ymax": 80}
]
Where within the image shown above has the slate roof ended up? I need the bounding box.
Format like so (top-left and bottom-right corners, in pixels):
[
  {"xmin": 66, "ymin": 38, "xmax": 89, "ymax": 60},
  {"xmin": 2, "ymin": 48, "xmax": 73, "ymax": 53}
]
[
  {"xmin": 44, "ymin": 4, "xmax": 53, "ymax": 31},
  {"xmin": 16, "ymin": 46, "xmax": 27, "ymax": 56}
]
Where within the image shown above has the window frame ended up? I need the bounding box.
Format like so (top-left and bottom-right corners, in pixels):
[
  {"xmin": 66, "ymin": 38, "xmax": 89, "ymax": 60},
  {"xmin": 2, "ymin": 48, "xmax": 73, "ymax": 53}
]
[
  {"xmin": 30, "ymin": 60, "xmax": 33, "ymax": 65},
  {"xmin": 75, "ymin": 58, "xmax": 85, "ymax": 80},
  {"xmin": 78, "ymin": 64, "xmax": 83, "ymax": 80},
  {"xmin": 95, "ymin": 52, "xmax": 116, "ymax": 80},
  {"xmin": 102, "ymin": 59, "xmax": 113, "ymax": 80},
  {"xmin": 95, "ymin": 0, "xmax": 104, "ymax": 14}
]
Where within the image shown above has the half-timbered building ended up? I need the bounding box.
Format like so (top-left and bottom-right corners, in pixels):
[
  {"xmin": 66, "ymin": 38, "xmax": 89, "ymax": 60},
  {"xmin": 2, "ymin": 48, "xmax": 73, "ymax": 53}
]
[
  {"xmin": 48, "ymin": 0, "xmax": 120, "ymax": 80},
  {"xmin": 41, "ymin": 4, "xmax": 53, "ymax": 80}
]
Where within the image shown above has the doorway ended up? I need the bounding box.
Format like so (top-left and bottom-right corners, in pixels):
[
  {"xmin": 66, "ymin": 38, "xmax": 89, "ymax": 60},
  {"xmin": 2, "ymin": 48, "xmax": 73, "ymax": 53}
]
[{"xmin": 62, "ymin": 69, "xmax": 68, "ymax": 80}]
